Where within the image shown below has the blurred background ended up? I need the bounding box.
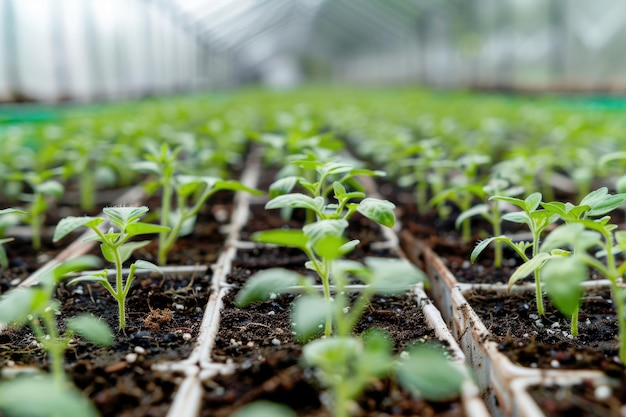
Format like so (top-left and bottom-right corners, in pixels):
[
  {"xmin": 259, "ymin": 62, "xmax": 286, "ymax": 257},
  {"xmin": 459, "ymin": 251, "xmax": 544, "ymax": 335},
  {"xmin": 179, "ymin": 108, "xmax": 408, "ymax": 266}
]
[{"xmin": 2, "ymin": 0, "xmax": 626, "ymax": 103}]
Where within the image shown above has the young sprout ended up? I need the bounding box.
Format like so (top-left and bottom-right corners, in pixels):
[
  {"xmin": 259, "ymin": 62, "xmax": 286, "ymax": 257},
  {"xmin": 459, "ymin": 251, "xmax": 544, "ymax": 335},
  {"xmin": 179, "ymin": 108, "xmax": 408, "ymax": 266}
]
[
  {"xmin": 0, "ymin": 256, "xmax": 113, "ymax": 386},
  {"xmin": 471, "ymin": 192, "xmax": 559, "ymax": 316},
  {"xmin": 53, "ymin": 206, "xmax": 169, "ymax": 330},
  {"xmin": 0, "ymin": 208, "xmax": 26, "ymax": 270},
  {"xmin": 457, "ymin": 177, "xmax": 524, "ymax": 267},
  {"xmin": 135, "ymin": 143, "xmax": 262, "ymax": 265},
  {"xmin": 7, "ymin": 169, "xmax": 64, "ymax": 250}
]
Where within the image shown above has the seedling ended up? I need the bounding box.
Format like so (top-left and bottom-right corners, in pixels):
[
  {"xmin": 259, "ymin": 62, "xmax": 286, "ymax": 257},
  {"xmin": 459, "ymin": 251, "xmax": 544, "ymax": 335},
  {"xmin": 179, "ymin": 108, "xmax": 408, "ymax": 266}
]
[
  {"xmin": 0, "ymin": 256, "xmax": 113, "ymax": 386},
  {"xmin": 7, "ymin": 169, "xmax": 64, "ymax": 250},
  {"xmin": 135, "ymin": 143, "xmax": 262, "ymax": 265},
  {"xmin": 301, "ymin": 321, "xmax": 466, "ymax": 417},
  {"xmin": 53, "ymin": 206, "xmax": 169, "ymax": 330},
  {"xmin": 457, "ymin": 177, "xmax": 524, "ymax": 267},
  {"xmin": 471, "ymin": 192, "xmax": 559, "ymax": 316},
  {"xmin": 0, "ymin": 207, "xmax": 26, "ymax": 270}
]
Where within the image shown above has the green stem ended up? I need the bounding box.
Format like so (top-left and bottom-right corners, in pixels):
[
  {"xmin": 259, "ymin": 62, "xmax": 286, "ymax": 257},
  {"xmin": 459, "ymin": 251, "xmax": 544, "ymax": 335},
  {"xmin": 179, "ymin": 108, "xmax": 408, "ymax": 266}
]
[
  {"xmin": 79, "ymin": 172, "xmax": 95, "ymax": 212},
  {"xmin": 532, "ymin": 233, "xmax": 545, "ymax": 316},
  {"xmin": 491, "ymin": 205, "xmax": 503, "ymax": 268},
  {"xmin": 158, "ymin": 178, "xmax": 173, "ymax": 265},
  {"xmin": 112, "ymin": 245, "xmax": 126, "ymax": 330},
  {"xmin": 570, "ymin": 303, "xmax": 579, "ymax": 337},
  {"xmin": 31, "ymin": 193, "xmax": 43, "ymax": 251}
]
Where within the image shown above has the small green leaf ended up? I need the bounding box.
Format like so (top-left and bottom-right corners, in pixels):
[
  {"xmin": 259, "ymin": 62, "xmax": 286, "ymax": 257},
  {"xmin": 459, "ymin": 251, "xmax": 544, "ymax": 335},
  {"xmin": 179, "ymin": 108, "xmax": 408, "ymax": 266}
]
[
  {"xmin": 579, "ymin": 187, "xmax": 608, "ymax": 208},
  {"xmin": 133, "ymin": 260, "xmax": 163, "ymax": 275},
  {"xmin": 396, "ymin": 343, "xmax": 466, "ymax": 401},
  {"xmin": 0, "ymin": 287, "xmax": 36, "ymax": 326},
  {"xmin": 215, "ymin": 179, "xmax": 263, "ymax": 195},
  {"xmin": 544, "ymin": 257, "xmax": 587, "ymax": 317},
  {"xmin": 117, "ymin": 241, "xmax": 151, "ymax": 264},
  {"xmin": 470, "ymin": 237, "xmax": 497, "ymax": 263},
  {"xmin": 235, "ymin": 268, "xmax": 304, "ymax": 307},
  {"xmin": 455, "ymin": 204, "xmax": 488, "ymax": 229},
  {"xmin": 103, "ymin": 206, "xmax": 149, "ymax": 230},
  {"xmin": 252, "ymin": 229, "xmax": 309, "ymax": 251},
  {"xmin": 231, "ymin": 401, "xmax": 296, "ymax": 417},
  {"xmin": 269, "ymin": 176, "xmax": 299, "ymax": 198},
  {"xmin": 508, "ymin": 253, "xmax": 554, "ymax": 290},
  {"xmin": 36, "ymin": 180, "xmax": 64, "ymax": 198},
  {"xmin": 66, "ymin": 314, "xmax": 114, "ymax": 346},
  {"xmin": 313, "ymin": 234, "xmax": 347, "ymax": 260},
  {"xmin": 490, "ymin": 195, "xmax": 527, "ymax": 210},
  {"xmin": 125, "ymin": 222, "xmax": 170, "ymax": 236},
  {"xmin": 0, "ymin": 374, "xmax": 100, "ymax": 417},
  {"xmin": 53, "ymin": 216, "xmax": 102, "ymax": 242},
  {"xmin": 303, "ymin": 337, "xmax": 360, "ymax": 369},
  {"xmin": 303, "ymin": 219, "xmax": 348, "ymax": 246},
  {"xmin": 292, "ymin": 294, "xmax": 330, "ymax": 342},
  {"xmin": 356, "ymin": 198, "xmax": 396, "ymax": 228},
  {"xmin": 586, "ymin": 194, "xmax": 626, "ymax": 217},
  {"xmin": 502, "ymin": 211, "xmax": 530, "ymax": 225},
  {"xmin": 52, "ymin": 255, "xmax": 102, "ymax": 281},
  {"xmin": 524, "ymin": 192, "xmax": 542, "ymax": 212},
  {"xmin": 365, "ymin": 257, "xmax": 427, "ymax": 293},
  {"xmin": 0, "ymin": 208, "xmax": 26, "ymax": 216},
  {"xmin": 67, "ymin": 273, "xmax": 110, "ymax": 287},
  {"xmin": 265, "ymin": 194, "xmax": 324, "ymax": 215}
]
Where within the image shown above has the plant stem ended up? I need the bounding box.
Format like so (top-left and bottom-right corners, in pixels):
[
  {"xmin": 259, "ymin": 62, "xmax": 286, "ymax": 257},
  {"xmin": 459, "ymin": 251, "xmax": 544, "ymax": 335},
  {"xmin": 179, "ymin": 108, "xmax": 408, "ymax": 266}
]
[
  {"xmin": 112, "ymin": 245, "xmax": 126, "ymax": 330},
  {"xmin": 491, "ymin": 203, "xmax": 503, "ymax": 268},
  {"xmin": 31, "ymin": 193, "xmax": 43, "ymax": 251},
  {"xmin": 79, "ymin": 172, "xmax": 95, "ymax": 212},
  {"xmin": 570, "ymin": 305, "xmax": 579, "ymax": 337},
  {"xmin": 532, "ymin": 233, "xmax": 545, "ymax": 316},
  {"xmin": 158, "ymin": 178, "xmax": 173, "ymax": 265}
]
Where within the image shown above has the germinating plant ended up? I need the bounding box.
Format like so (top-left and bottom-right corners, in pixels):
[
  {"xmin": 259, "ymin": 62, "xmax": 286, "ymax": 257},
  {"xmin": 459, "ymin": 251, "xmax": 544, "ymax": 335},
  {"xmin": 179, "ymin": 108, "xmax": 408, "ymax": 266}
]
[
  {"xmin": 236, "ymin": 246, "xmax": 464, "ymax": 417},
  {"xmin": 471, "ymin": 192, "xmax": 559, "ymax": 316},
  {"xmin": 53, "ymin": 206, "xmax": 169, "ymax": 330},
  {"xmin": 0, "ymin": 207, "xmax": 26, "ymax": 270},
  {"xmin": 240, "ymin": 157, "xmax": 395, "ymax": 336},
  {"xmin": 7, "ymin": 169, "xmax": 64, "ymax": 250},
  {"xmin": 0, "ymin": 256, "xmax": 113, "ymax": 385},
  {"xmin": 134, "ymin": 143, "xmax": 262, "ymax": 265}
]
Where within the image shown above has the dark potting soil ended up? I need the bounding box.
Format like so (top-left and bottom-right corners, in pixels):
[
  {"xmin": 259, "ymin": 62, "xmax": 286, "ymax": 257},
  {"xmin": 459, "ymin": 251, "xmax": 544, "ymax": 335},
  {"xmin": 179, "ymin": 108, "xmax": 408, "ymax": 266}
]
[
  {"xmin": 465, "ymin": 287, "xmax": 624, "ymax": 373},
  {"xmin": 203, "ymin": 291, "xmax": 463, "ymax": 416},
  {"xmin": 527, "ymin": 373, "xmax": 626, "ymax": 417},
  {"xmin": 0, "ymin": 269, "xmax": 212, "ymax": 417}
]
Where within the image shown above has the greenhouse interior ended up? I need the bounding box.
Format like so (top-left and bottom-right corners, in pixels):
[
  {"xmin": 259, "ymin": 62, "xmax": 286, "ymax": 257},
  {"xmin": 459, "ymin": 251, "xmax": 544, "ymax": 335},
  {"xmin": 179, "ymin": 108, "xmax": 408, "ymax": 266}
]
[{"xmin": 2, "ymin": 1, "xmax": 626, "ymax": 417}]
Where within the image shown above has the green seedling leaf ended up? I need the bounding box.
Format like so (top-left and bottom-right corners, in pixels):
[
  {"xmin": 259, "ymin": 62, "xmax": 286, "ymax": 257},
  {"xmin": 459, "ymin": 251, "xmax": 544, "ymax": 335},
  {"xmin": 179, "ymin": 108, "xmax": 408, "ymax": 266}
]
[
  {"xmin": 524, "ymin": 192, "xmax": 542, "ymax": 212},
  {"xmin": 303, "ymin": 336, "xmax": 360, "ymax": 369},
  {"xmin": 231, "ymin": 401, "xmax": 296, "ymax": 417},
  {"xmin": 0, "ymin": 208, "xmax": 26, "ymax": 215},
  {"xmin": 543, "ymin": 256, "xmax": 587, "ymax": 317},
  {"xmin": 215, "ymin": 179, "xmax": 263, "ymax": 195},
  {"xmin": 303, "ymin": 219, "xmax": 348, "ymax": 246},
  {"xmin": 470, "ymin": 237, "xmax": 498, "ymax": 263},
  {"xmin": 292, "ymin": 294, "xmax": 330, "ymax": 342},
  {"xmin": 265, "ymin": 194, "xmax": 324, "ymax": 214},
  {"xmin": 0, "ymin": 374, "xmax": 100, "ymax": 417},
  {"xmin": 579, "ymin": 187, "xmax": 608, "ymax": 208},
  {"xmin": 541, "ymin": 223, "xmax": 600, "ymax": 252},
  {"xmin": 103, "ymin": 206, "xmax": 149, "ymax": 230},
  {"xmin": 101, "ymin": 240, "xmax": 150, "ymax": 264},
  {"xmin": 586, "ymin": 194, "xmax": 626, "ymax": 217},
  {"xmin": 36, "ymin": 180, "xmax": 64, "ymax": 198},
  {"xmin": 360, "ymin": 328, "xmax": 394, "ymax": 377},
  {"xmin": 356, "ymin": 198, "xmax": 396, "ymax": 228},
  {"xmin": 508, "ymin": 252, "xmax": 564, "ymax": 290},
  {"xmin": 313, "ymin": 234, "xmax": 347, "ymax": 260},
  {"xmin": 615, "ymin": 230, "xmax": 626, "ymax": 248},
  {"xmin": 0, "ymin": 287, "xmax": 35, "ymax": 326},
  {"xmin": 455, "ymin": 204, "xmax": 488, "ymax": 229},
  {"xmin": 349, "ymin": 168, "xmax": 386, "ymax": 178},
  {"xmin": 125, "ymin": 222, "xmax": 170, "ymax": 236},
  {"xmin": 338, "ymin": 239, "xmax": 359, "ymax": 256},
  {"xmin": 66, "ymin": 314, "xmax": 114, "ymax": 346},
  {"xmin": 132, "ymin": 160, "xmax": 161, "ymax": 175},
  {"xmin": 67, "ymin": 271, "xmax": 110, "ymax": 287},
  {"xmin": 490, "ymin": 195, "xmax": 527, "ymax": 210},
  {"xmin": 269, "ymin": 176, "xmax": 299, "ymax": 198},
  {"xmin": 52, "ymin": 255, "xmax": 102, "ymax": 281},
  {"xmin": 396, "ymin": 343, "xmax": 465, "ymax": 401},
  {"xmin": 53, "ymin": 216, "xmax": 103, "ymax": 242},
  {"xmin": 502, "ymin": 211, "xmax": 530, "ymax": 225},
  {"xmin": 541, "ymin": 202, "xmax": 567, "ymax": 217},
  {"xmin": 252, "ymin": 229, "xmax": 309, "ymax": 251},
  {"xmin": 133, "ymin": 260, "xmax": 163, "ymax": 274},
  {"xmin": 234, "ymin": 268, "xmax": 304, "ymax": 307},
  {"xmin": 365, "ymin": 257, "xmax": 427, "ymax": 293},
  {"xmin": 324, "ymin": 162, "xmax": 353, "ymax": 176}
]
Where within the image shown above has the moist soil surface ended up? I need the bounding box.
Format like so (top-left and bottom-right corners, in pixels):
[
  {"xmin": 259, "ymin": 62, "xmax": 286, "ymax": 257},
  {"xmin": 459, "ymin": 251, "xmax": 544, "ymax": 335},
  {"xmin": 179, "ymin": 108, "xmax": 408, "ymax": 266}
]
[
  {"xmin": 0, "ymin": 267, "xmax": 212, "ymax": 417},
  {"xmin": 203, "ymin": 290, "xmax": 464, "ymax": 416},
  {"xmin": 464, "ymin": 287, "xmax": 623, "ymax": 373}
]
